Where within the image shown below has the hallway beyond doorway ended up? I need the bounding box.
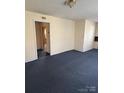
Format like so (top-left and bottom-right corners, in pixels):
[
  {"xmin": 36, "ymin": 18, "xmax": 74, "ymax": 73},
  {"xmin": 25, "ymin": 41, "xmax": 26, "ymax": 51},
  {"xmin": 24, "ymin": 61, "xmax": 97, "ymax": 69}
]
[{"xmin": 35, "ymin": 21, "xmax": 50, "ymax": 58}]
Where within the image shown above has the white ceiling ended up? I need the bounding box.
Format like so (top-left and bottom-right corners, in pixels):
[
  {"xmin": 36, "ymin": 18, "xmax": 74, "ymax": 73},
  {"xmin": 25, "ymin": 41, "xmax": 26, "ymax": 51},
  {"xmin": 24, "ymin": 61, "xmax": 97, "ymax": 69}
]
[{"xmin": 25, "ymin": 0, "xmax": 98, "ymax": 22}]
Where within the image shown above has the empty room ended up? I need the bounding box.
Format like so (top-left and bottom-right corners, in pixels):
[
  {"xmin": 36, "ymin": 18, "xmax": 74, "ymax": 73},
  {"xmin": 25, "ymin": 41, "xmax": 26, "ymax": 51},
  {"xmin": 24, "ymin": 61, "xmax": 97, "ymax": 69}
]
[{"xmin": 25, "ymin": 0, "xmax": 98, "ymax": 93}]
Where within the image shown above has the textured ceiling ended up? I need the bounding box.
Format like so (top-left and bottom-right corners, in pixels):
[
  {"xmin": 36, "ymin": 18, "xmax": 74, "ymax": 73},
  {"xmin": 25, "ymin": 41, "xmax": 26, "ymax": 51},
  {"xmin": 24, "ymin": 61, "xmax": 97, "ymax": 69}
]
[{"xmin": 25, "ymin": 0, "xmax": 98, "ymax": 21}]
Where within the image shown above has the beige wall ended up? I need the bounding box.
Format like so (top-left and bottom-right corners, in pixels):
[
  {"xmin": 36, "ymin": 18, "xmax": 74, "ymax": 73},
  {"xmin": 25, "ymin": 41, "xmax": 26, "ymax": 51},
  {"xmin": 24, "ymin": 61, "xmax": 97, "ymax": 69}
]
[
  {"xmin": 93, "ymin": 23, "xmax": 98, "ymax": 49},
  {"xmin": 95, "ymin": 22, "xmax": 98, "ymax": 36},
  {"xmin": 75, "ymin": 20, "xmax": 96, "ymax": 52},
  {"xmin": 83, "ymin": 20, "xmax": 96, "ymax": 51},
  {"xmin": 25, "ymin": 12, "xmax": 38, "ymax": 62},
  {"xmin": 25, "ymin": 11, "xmax": 75, "ymax": 62},
  {"xmin": 75, "ymin": 20, "xmax": 85, "ymax": 52},
  {"xmin": 25, "ymin": 11, "xmax": 98, "ymax": 62}
]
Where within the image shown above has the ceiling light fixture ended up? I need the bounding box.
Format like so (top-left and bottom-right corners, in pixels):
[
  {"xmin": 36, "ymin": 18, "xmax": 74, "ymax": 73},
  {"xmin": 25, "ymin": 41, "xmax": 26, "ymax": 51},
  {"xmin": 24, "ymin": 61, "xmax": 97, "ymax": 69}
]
[{"xmin": 64, "ymin": 0, "xmax": 77, "ymax": 8}]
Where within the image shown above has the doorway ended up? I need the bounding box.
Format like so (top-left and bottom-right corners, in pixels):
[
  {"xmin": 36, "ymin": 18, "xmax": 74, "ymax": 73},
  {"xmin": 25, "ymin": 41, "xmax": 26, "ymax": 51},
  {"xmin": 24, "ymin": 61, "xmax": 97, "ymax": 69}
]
[{"xmin": 35, "ymin": 21, "xmax": 50, "ymax": 58}]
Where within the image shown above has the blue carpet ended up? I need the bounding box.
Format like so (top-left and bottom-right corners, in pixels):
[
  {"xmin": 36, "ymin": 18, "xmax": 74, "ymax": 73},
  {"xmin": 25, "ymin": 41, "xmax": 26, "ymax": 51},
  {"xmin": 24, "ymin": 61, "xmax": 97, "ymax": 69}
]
[{"xmin": 25, "ymin": 49, "xmax": 98, "ymax": 93}]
